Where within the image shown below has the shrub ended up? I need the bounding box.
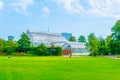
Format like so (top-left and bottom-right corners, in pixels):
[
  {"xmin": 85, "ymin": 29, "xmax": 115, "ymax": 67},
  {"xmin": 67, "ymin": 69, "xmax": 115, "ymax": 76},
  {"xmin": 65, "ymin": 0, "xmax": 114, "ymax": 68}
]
[
  {"xmin": 35, "ymin": 44, "xmax": 50, "ymax": 56},
  {"xmin": 117, "ymin": 54, "xmax": 120, "ymax": 58},
  {"xmin": 54, "ymin": 46, "xmax": 62, "ymax": 56},
  {"xmin": 48, "ymin": 46, "xmax": 62, "ymax": 56}
]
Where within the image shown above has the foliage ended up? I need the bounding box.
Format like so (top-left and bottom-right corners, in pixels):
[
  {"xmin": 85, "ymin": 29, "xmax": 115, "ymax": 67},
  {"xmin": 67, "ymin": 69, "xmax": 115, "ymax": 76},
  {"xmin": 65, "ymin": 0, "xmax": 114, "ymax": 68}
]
[
  {"xmin": 69, "ymin": 36, "xmax": 76, "ymax": 42},
  {"xmin": 87, "ymin": 33, "xmax": 99, "ymax": 56},
  {"xmin": 117, "ymin": 54, "xmax": 120, "ymax": 58},
  {"xmin": 0, "ymin": 38, "xmax": 6, "ymax": 52},
  {"xmin": 5, "ymin": 40, "xmax": 18, "ymax": 55},
  {"xmin": 48, "ymin": 46, "xmax": 62, "ymax": 56},
  {"xmin": 55, "ymin": 46, "xmax": 62, "ymax": 56},
  {"xmin": 78, "ymin": 35, "xmax": 86, "ymax": 43},
  {"xmin": 111, "ymin": 20, "xmax": 120, "ymax": 54},
  {"xmin": 17, "ymin": 32, "xmax": 31, "ymax": 53},
  {"xmin": 35, "ymin": 44, "xmax": 50, "ymax": 56},
  {"xmin": 105, "ymin": 35, "xmax": 115, "ymax": 55},
  {"xmin": 98, "ymin": 37, "xmax": 106, "ymax": 55},
  {"xmin": 27, "ymin": 47, "xmax": 36, "ymax": 55}
]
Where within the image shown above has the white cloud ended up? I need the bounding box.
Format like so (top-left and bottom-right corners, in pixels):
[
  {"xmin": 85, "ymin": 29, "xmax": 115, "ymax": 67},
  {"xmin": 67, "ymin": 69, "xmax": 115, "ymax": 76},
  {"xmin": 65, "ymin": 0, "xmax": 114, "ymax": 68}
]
[
  {"xmin": 54, "ymin": 0, "xmax": 120, "ymax": 18},
  {"xmin": 87, "ymin": 0, "xmax": 120, "ymax": 18},
  {"xmin": 42, "ymin": 6, "xmax": 50, "ymax": 18},
  {"xmin": 56, "ymin": 0, "xmax": 84, "ymax": 14},
  {"xmin": 11, "ymin": 0, "xmax": 34, "ymax": 15},
  {"xmin": 0, "ymin": 1, "xmax": 3, "ymax": 10},
  {"xmin": 42, "ymin": 6, "xmax": 50, "ymax": 14}
]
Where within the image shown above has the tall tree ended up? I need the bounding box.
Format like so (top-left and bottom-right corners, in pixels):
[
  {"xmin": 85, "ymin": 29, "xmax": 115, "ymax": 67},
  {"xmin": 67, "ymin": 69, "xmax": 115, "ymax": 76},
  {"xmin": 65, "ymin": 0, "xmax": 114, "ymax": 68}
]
[
  {"xmin": 6, "ymin": 39, "xmax": 18, "ymax": 55},
  {"xmin": 0, "ymin": 38, "xmax": 6, "ymax": 52},
  {"xmin": 105, "ymin": 35, "xmax": 113, "ymax": 55},
  {"xmin": 86, "ymin": 33, "xmax": 99, "ymax": 56},
  {"xmin": 69, "ymin": 36, "xmax": 76, "ymax": 42},
  {"xmin": 78, "ymin": 35, "xmax": 86, "ymax": 43},
  {"xmin": 17, "ymin": 32, "xmax": 31, "ymax": 52},
  {"xmin": 111, "ymin": 20, "xmax": 120, "ymax": 54},
  {"xmin": 98, "ymin": 37, "xmax": 106, "ymax": 56}
]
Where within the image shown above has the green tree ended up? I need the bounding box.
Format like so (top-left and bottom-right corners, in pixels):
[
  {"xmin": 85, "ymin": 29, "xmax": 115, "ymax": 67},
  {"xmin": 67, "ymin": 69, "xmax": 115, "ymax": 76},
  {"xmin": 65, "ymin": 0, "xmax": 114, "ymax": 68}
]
[
  {"xmin": 17, "ymin": 32, "xmax": 31, "ymax": 52},
  {"xmin": 105, "ymin": 35, "xmax": 113, "ymax": 55},
  {"xmin": 98, "ymin": 37, "xmax": 106, "ymax": 56},
  {"xmin": 109, "ymin": 39, "xmax": 116, "ymax": 55},
  {"xmin": 69, "ymin": 36, "xmax": 76, "ymax": 42},
  {"xmin": 49, "ymin": 46, "xmax": 62, "ymax": 56},
  {"xmin": 78, "ymin": 35, "xmax": 86, "ymax": 43},
  {"xmin": 6, "ymin": 39, "xmax": 18, "ymax": 55},
  {"xmin": 86, "ymin": 33, "xmax": 99, "ymax": 56},
  {"xmin": 111, "ymin": 20, "xmax": 120, "ymax": 54},
  {"xmin": 0, "ymin": 38, "xmax": 6, "ymax": 52},
  {"xmin": 35, "ymin": 44, "xmax": 50, "ymax": 56}
]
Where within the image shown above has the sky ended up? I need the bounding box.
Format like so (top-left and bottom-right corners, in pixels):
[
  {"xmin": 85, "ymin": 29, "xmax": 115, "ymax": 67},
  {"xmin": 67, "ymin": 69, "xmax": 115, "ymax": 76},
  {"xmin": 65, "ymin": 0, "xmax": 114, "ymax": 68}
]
[{"xmin": 0, "ymin": 0, "xmax": 120, "ymax": 40}]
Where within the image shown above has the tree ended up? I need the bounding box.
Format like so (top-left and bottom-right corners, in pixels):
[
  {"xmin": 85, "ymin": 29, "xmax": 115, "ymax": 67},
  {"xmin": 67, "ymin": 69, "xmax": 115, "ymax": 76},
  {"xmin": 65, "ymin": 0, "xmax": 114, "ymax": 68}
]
[
  {"xmin": 98, "ymin": 37, "xmax": 106, "ymax": 56},
  {"xmin": 86, "ymin": 33, "xmax": 99, "ymax": 56},
  {"xmin": 35, "ymin": 44, "xmax": 50, "ymax": 56},
  {"xmin": 105, "ymin": 35, "xmax": 113, "ymax": 55},
  {"xmin": 69, "ymin": 36, "xmax": 76, "ymax": 42},
  {"xmin": 78, "ymin": 35, "xmax": 86, "ymax": 43},
  {"xmin": 17, "ymin": 32, "xmax": 31, "ymax": 52},
  {"xmin": 6, "ymin": 39, "xmax": 18, "ymax": 55},
  {"xmin": 109, "ymin": 39, "xmax": 116, "ymax": 55},
  {"xmin": 0, "ymin": 38, "xmax": 6, "ymax": 52},
  {"xmin": 111, "ymin": 20, "xmax": 120, "ymax": 54}
]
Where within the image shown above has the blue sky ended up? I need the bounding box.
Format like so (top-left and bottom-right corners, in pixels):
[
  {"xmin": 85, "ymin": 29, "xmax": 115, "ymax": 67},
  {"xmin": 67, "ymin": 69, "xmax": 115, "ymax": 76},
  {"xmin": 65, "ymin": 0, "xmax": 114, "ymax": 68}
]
[{"xmin": 0, "ymin": 0, "xmax": 120, "ymax": 40}]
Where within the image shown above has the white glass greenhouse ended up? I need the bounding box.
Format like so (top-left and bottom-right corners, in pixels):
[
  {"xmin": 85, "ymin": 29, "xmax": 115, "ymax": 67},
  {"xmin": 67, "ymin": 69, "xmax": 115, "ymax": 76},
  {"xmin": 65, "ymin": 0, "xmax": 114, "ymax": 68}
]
[{"xmin": 26, "ymin": 29, "xmax": 89, "ymax": 55}]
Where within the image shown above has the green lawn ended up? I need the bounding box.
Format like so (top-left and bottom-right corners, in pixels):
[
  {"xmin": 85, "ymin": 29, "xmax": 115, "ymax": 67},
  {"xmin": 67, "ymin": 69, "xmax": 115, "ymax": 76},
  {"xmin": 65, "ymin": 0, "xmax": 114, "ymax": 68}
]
[{"xmin": 0, "ymin": 56, "xmax": 120, "ymax": 80}]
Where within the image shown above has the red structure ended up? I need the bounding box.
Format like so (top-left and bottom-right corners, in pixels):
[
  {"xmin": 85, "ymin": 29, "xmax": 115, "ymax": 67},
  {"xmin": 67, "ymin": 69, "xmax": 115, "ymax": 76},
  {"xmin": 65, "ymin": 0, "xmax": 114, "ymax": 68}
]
[{"xmin": 62, "ymin": 50, "xmax": 72, "ymax": 55}]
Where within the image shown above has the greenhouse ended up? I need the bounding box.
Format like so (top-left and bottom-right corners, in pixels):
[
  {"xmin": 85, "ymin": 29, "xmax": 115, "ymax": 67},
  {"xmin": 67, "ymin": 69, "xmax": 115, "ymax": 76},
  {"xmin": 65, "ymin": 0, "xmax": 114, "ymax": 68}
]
[
  {"xmin": 62, "ymin": 42, "xmax": 89, "ymax": 55},
  {"xmin": 26, "ymin": 29, "xmax": 68, "ymax": 46},
  {"xmin": 26, "ymin": 29, "xmax": 89, "ymax": 55}
]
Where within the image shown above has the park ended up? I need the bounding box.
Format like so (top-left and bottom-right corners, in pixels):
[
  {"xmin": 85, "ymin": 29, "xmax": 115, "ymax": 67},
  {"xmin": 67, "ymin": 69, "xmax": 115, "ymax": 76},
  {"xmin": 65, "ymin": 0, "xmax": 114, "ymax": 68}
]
[{"xmin": 0, "ymin": 0, "xmax": 120, "ymax": 80}]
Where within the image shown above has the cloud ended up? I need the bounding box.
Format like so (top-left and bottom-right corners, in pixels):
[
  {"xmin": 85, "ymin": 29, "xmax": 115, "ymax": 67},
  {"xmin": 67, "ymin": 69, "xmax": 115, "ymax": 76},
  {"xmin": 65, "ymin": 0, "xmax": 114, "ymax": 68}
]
[
  {"xmin": 87, "ymin": 0, "xmax": 120, "ymax": 18},
  {"xmin": 56, "ymin": 0, "xmax": 84, "ymax": 14},
  {"xmin": 11, "ymin": 0, "xmax": 34, "ymax": 15},
  {"xmin": 0, "ymin": 1, "xmax": 3, "ymax": 10},
  {"xmin": 54, "ymin": 0, "xmax": 120, "ymax": 18},
  {"xmin": 42, "ymin": 6, "xmax": 50, "ymax": 14},
  {"xmin": 42, "ymin": 6, "xmax": 50, "ymax": 18}
]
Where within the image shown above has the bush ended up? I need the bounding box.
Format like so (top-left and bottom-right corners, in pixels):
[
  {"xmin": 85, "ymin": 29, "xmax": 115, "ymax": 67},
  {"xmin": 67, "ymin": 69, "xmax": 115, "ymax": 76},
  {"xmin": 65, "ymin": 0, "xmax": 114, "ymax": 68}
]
[
  {"xmin": 48, "ymin": 46, "xmax": 62, "ymax": 56},
  {"xmin": 117, "ymin": 54, "xmax": 120, "ymax": 58},
  {"xmin": 27, "ymin": 51, "xmax": 37, "ymax": 56},
  {"xmin": 6, "ymin": 47, "xmax": 16, "ymax": 55},
  {"xmin": 35, "ymin": 44, "xmax": 50, "ymax": 56},
  {"xmin": 12, "ymin": 52, "xmax": 27, "ymax": 56},
  {"xmin": 54, "ymin": 46, "xmax": 62, "ymax": 56}
]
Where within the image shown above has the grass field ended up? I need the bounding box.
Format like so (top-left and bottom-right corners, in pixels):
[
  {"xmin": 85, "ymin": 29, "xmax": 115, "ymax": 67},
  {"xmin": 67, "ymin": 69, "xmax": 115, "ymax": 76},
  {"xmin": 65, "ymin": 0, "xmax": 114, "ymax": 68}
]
[{"xmin": 0, "ymin": 56, "xmax": 120, "ymax": 80}]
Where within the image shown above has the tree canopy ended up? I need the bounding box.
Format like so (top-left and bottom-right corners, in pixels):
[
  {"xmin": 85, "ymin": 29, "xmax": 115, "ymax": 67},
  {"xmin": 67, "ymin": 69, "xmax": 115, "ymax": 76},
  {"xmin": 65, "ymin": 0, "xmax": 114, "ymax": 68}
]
[
  {"xmin": 78, "ymin": 35, "xmax": 86, "ymax": 43},
  {"xmin": 6, "ymin": 39, "xmax": 18, "ymax": 55},
  {"xmin": 69, "ymin": 36, "xmax": 76, "ymax": 42},
  {"xmin": 0, "ymin": 38, "xmax": 6, "ymax": 52},
  {"xmin": 87, "ymin": 33, "xmax": 99, "ymax": 56},
  {"xmin": 111, "ymin": 20, "xmax": 120, "ymax": 54},
  {"xmin": 17, "ymin": 32, "xmax": 31, "ymax": 52}
]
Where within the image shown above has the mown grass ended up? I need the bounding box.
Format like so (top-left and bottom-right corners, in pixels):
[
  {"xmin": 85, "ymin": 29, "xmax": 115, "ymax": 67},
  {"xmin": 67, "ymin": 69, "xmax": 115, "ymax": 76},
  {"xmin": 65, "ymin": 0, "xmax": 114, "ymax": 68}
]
[{"xmin": 0, "ymin": 56, "xmax": 120, "ymax": 80}]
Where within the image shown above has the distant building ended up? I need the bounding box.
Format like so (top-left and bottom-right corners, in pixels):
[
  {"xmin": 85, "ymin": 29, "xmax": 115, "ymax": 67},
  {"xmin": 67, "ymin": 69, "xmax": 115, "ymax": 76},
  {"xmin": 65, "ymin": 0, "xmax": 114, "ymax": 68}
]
[
  {"xmin": 61, "ymin": 33, "xmax": 72, "ymax": 41},
  {"xmin": 8, "ymin": 36, "xmax": 14, "ymax": 40}
]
